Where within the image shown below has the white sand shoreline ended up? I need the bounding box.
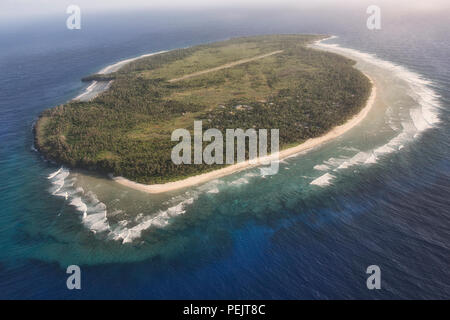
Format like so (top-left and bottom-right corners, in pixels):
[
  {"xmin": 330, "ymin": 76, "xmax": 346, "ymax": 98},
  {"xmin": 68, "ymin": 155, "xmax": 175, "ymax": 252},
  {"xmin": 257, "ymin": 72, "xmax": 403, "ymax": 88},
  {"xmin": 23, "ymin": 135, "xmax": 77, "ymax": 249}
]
[
  {"xmin": 74, "ymin": 50, "xmax": 168, "ymax": 102},
  {"xmin": 114, "ymin": 74, "xmax": 376, "ymax": 194}
]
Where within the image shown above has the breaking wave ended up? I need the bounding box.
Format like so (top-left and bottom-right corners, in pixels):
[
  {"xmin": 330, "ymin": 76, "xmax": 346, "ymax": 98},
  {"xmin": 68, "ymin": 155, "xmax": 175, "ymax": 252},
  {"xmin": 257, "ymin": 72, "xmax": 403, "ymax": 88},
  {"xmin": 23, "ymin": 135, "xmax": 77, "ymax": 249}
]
[
  {"xmin": 47, "ymin": 167, "xmax": 197, "ymax": 244},
  {"xmin": 315, "ymin": 37, "xmax": 440, "ymax": 128},
  {"xmin": 311, "ymin": 173, "xmax": 335, "ymax": 187},
  {"xmin": 111, "ymin": 197, "xmax": 195, "ymax": 244},
  {"xmin": 309, "ymin": 37, "xmax": 441, "ymax": 187}
]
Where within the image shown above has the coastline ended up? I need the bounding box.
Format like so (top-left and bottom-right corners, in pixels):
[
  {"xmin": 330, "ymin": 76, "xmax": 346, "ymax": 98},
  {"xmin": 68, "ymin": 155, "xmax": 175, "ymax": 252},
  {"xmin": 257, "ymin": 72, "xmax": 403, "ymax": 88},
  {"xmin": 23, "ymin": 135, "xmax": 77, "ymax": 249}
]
[
  {"xmin": 74, "ymin": 50, "xmax": 168, "ymax": 102},
  {"xmin": 37, "ymin": 36, "xmax": 377, "ymax": 194},
  {"xmin": 114, "ymin": 77, "xmax": 376, "ymax": 194}
]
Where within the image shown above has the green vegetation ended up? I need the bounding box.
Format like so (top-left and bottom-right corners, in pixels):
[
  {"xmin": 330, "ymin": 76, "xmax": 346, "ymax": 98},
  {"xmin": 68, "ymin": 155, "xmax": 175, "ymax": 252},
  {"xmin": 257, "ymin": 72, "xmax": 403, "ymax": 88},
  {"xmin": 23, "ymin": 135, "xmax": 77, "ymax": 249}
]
[
  {"xmin": 35, "ymin": 35, "xmax": 371, "ymax": 184},
  {"xmin": 81, "ymin": 74, "xmax": 116, "ymax": 82}
]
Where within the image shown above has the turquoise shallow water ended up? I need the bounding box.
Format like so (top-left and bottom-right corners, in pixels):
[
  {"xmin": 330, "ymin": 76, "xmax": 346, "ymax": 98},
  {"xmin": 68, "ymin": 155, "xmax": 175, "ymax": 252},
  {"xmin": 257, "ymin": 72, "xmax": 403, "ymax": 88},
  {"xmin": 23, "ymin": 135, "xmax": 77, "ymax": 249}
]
[{"xmin": 0, "ymin": 8, "xmax": 449, "ymax": 299}]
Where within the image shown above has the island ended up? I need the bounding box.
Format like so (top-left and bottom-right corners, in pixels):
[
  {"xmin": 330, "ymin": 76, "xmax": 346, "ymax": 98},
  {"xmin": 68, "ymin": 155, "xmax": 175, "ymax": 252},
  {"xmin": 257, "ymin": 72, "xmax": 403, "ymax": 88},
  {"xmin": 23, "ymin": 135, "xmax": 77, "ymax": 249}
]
[{"xmin": 35, "ymin": 34, "xmax": 372, "ymax": 190}]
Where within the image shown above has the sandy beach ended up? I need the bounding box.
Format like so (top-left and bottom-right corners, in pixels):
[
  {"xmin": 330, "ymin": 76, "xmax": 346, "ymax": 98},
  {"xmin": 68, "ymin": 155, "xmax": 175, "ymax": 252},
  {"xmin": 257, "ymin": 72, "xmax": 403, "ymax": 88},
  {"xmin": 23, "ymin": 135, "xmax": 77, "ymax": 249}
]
[
  {"xmin": 74, "ymin": 50, "xmax": 168, "ymax": 102},
  {"xmin": 114, "ymin": 75, "xmax": 376, "ymax": 194}
]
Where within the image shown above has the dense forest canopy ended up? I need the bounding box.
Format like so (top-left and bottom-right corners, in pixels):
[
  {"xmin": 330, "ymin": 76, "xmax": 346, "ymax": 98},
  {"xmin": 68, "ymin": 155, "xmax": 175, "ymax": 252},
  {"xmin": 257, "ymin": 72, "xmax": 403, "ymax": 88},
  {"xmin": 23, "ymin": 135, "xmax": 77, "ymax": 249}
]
[{"xmin": 35, "ymin": 34, "xmax": 371, "ymax": 184}]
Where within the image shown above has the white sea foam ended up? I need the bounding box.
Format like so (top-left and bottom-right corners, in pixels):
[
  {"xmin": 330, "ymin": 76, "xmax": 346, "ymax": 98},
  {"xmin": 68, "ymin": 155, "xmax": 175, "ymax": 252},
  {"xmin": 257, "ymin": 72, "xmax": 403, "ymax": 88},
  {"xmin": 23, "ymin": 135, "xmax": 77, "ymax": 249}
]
[
  {"xmin": 83, "ymin": 211, "xmax": 109, "ymax": 234},
  {"xmin": 372, "ymin": 130, "xmax": 412, "ymax": 160},
  {"xmin": 315, "ymin": 38, "xmax": 441, "ymax": 131},
  {"xmin": 313, "ymin": 164, "xmax": 330, "ymax": 171},
  {"xmin": 77, "ymin": 191, "xmax": 110, "ymax": 234},
  {"xmin": 47, "ymin": 167, "xmax": 113, "ymax": 235},
  {"xmin": 98, "ymin": 51, "xmax": 167, "ymax": 74},
  {"xmin": 47, "ymin": 167, "xmax": 62, "ymax": 179},
  {"xmin": 229, "ymin": 177, "xmax": 250, "ymax": 186},
  {"xmin": 325, "ymin": 157, "xmax": 348, "ymax": 167},
  {"xmin": 208, "ymin": 188, "xmax": 220, "ymax": 194},
  {"xmin": 385, "ymin": 106, "xmax": 403, "ymax": 132},
  {"xmin": 307, "ymin": 37, "xmax": 442, "ymax": 183},
  {"xmin": 111, "ymin": 197, "xmax": 195, "ymax": 244},
  {"xmin": 364, "ymin": 152, "xmax": 377, "ymax": 164},
  {"xmin": 48, "ymin": 168, "xmax": 198, "ymax": 243},
  {"xmin": 196, "ymin": 179, "xmax": 224, "ymax": 194},
  {"xmin": 314, "ymin": 156, "xmax": 348, "ymax": 172},
  {"xmin": 334, "ymin": 130, "xmax": 412, "ymax": 169},
  {"xmin": 339, "ymin": 146, "xmax": 360, "ymax": 152},
  {"xmin": 336, "ymin": 151, "xmax": 370, "ymax": 170},
  {"xmin": 74, "ymin": 81, "xmax": 98, "ymax": 100},
  {"xmin": 48, "ymin": 167, "xmax": 70, "ymax": 196},
  {"xmin": 70, "ymin": 197, "xmax": 88, "ymax": 216},
  {"xmin": 68, "ymin": 191, "xmax": 109, "ymax": 234},
  {"xmin": 409, "ymin": 107, "xmax": 431, "ymax": 131},
  {"xmin": 310, "ymin": 173, "xmax": 335, "ymax": 187}
]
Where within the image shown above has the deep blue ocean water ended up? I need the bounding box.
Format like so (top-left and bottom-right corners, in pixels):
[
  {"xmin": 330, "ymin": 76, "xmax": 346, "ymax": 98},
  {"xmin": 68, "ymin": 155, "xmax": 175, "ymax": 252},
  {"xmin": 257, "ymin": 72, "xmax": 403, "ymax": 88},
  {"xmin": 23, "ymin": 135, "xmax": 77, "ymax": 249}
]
[{"xmin": 0, "ymin": 7, "xmax": 449, "ymax": 299}]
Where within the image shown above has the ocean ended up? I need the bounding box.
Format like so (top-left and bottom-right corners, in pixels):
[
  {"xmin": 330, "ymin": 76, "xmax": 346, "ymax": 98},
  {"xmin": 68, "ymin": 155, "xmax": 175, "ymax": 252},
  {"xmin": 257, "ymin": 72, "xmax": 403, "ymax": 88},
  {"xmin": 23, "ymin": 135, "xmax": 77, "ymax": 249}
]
[{"xmin": 0, "ymin": 7, "xmax": 449, "ymax": 299}]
